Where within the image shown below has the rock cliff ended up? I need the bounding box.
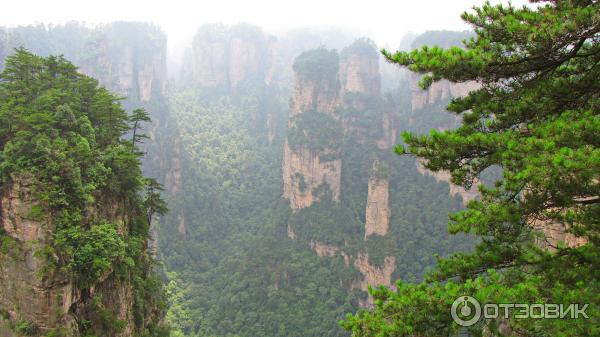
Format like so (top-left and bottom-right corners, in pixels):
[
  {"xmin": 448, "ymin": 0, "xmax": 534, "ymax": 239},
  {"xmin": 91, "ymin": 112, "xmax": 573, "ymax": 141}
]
[
  {"xmin": 283, "ymin": 48, "xmax": 342, "ymax": 210},
  {"xmin": 339, "ymin": 38, "xmax": 381, "ymax": 103},
  {"xmin": 377, "ymin": 96, "xmax": 397, "ymax": 150},
  {"xmin": 0, "ymin": 23, "xmax": 167, "ymax": 103},
  {"xmin": 339, "ymin": 38, "xmax": 386, "ymax": 141},
  {"xmin": 410, "ymin": 74, "xmax": 479, "ymax": 112},
  {"xmin": 338, "ymin": 40, "xmax": 392, "ymax": 240},
  {"xmin": 282, "ymin": 142, "xmax": 342, "ymax": 210},
  {"xmin": 353, "ymin": 253, "xmax": 396, "ymax": 306},
  {"xmin": 364, "ymin": 177, "xmax": 390, "ymax": 238},
  {"xmin": 283, "ymin": 41, "xmax": 400, "ymax": 303},
  {"xmin": 0, "ymin": 176, "xmax": 154, "ymax": 337},
  {"xmin": 82, "ymin": 23, "xmax": 167, "ymax": 102},
  {"xmin": 410, "ymin": 73, "xmax": 480, "ymax": 204},
  {"xmin": 416, "ymin": 160, "xmax": 479, "ymax": 205},
  {"xmin": 189, "ymin": 24, "xmax": 270, "ymax": 89},
  {"xmin": 533, "ymin": 220, "xmax": 588, "ymax": 250}
]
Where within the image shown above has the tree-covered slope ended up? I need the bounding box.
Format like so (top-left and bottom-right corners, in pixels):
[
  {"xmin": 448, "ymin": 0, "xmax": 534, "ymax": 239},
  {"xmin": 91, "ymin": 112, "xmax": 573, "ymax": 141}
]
[
  {"xmin": 159, "ymin": 31, "xmax": 478, "ymax": 337},
  {"xmin": 0, "ymin": 49, "xmax": 168, "ymax": 336},
  {"xmin": 0, "ymin": 22, "xmax": 496, "ymax": 337}
]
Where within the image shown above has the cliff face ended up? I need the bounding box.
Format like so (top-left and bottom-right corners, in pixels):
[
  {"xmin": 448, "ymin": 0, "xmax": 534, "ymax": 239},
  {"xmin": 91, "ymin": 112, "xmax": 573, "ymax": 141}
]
[
  {"xmin": 339, "ymin": 39, "xmax": 385, "ymax": 137},
  {"xmin": 364, "ymin": 177, "xmax": 390, "ymax": 238},
  {"xmin": 0, "ymin": 23, "xmax": 167, "ymax": 103},
  {"xmin": 289, "ymin": 72, "xmax": 340, "ymax": 119},
  {"xmin": 377, "ymin": 96, "xmax": 397, "ymax": 150},
  {"xmin": 416, "ymin": 160, "xmax": 479, "ymax": 205},
  {"xmin": 0, "ymin": 176, "xmax": 145, "ymax": 337},
  {"xmin": 283, "ymin": 48, "xmax": 342, "ymax": 210},
  {"xmin": 338, "ymin": 41, "xmax": 392, "ymax": 241},
  {"xmin": 339, "ymin": 52, "xmax": 380, "ymax": 100},
  {"xmin": 0, "ymin": 176, "xmax": 77, "ymax": 336},
  {"xmin": 282, "ymin": 142, "xmax": 342, "ymax": 210},
  {"xmin": 79, "ymin": 24, "xmax": 167, "ymax": 102},
  {"xmin": 533, "ymin": 220, "xmax": 588, "ymax": 250},
  {"xmin": 353, "ymin": 253, "xmax": 396, "ymax": 306},
  {"xmin": 410, "ymin": 73, "xmax": 481, "ymax": 204},
  {"xmin": 283, "ymin": 42, "xmax": 400, "ymax": 304},
  {"xmin": 410, "ymin": 74, "xmax": 479, "ymax": 112},
  {"xmin": 190, "ymin": 29, "xmax": 228, "ymax": 87},
  {"xmin": 190, "ymin": 24, "xmax": 269, "ymax": 89}
]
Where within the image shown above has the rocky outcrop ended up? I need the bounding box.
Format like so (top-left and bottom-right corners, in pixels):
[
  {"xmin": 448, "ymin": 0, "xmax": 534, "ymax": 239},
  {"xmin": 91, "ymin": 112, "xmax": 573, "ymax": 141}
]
[
  {"xmin": 283, "ymin": 48, "xmax": 342, "ymax": 210},
  {"xmin": 190, "ymin": 24, "xmax": 270, "ymax": 89},
  {"xmin": 282, "ymin": 141, "xmax": 342, "ymax": 210},
  {"xmin": 162, "ymin": 131, "xmax": 186, "ymax": 237},
  {"xmin": 289, "ymin": 74, "xmax": 340, "ymax": 119},
  {"xmin": 0, "ymin": 23, "xmax": 167, "ymax": 103},
  {"xmin": 376, "ymin": 95, "xmax": 397, "ymax": 150},
  {"xmin": 309, "ymin": 240, "xmax": 340, "ymax": 257},
  {"xmin": 339, "ymin": 44, "xmax": 380, "ymax": 100},
  {"xmin": 78, "ymin": 24, "xmax": 167, "ymax": 103},
  {"xmin": 287, "ymin": 223, "xmax": 296, "ymax": 240},
  {"xmin": 533, "ymin": 220, "xmax": 587, "ymax": 250},
  {"xmin": 416, "ymin": 160, "xmax": 479, "ymax": 204},
  {"xmin": 0, "ymin": 175, "xmax": 78, "ymax": 336},
  {"xmin": 364, "ymin": 177, "xmax": 390, "ymax": 238},
  {"xmin": 0, "ymin": 175, "xmax": 149, "ymax": 337},
  {"xmin": 191, "ymin": 29, "xmax": 228, "ymax": 87},
  {"xmin": 353, "ymin": 252, "xmax": 396, "ymax": 306},
  {"xmin": 410, "ymin": 74, "xmax": 479, "ymax": 111}
]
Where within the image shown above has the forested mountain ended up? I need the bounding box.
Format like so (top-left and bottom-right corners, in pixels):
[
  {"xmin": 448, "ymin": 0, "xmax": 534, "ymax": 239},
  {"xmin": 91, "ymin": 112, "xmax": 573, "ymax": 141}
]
[
  {"xmin": 0, "ymin": 48, "xmax": 168, "ymax": 336},
  {"xmin": 0, "ymin": 23, "xmax": 499, "ymax": 337},
  {"xmin": 158, "ymin": 26, "xmax": 480, "ymax": 336}
]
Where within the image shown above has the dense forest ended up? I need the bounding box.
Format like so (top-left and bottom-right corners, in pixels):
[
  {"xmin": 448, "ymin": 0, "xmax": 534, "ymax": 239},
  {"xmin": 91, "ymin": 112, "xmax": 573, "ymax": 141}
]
[
  {"xmin": 0, "ymin": 23, "xmax": 478, "ymax": 336},
  {"xmin": 0, "ymin": 48, "xmax": 167, "ymax": 336},
  {"xmin": 0, "ymin": 1, "xmax": 597, "ymax": 336}
]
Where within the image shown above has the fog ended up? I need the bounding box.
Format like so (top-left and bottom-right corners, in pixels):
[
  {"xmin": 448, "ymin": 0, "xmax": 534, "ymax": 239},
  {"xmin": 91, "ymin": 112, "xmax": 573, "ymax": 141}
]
[{"xmin": 4, "ymin": 0, "xmax": 533, "ymax": 52}]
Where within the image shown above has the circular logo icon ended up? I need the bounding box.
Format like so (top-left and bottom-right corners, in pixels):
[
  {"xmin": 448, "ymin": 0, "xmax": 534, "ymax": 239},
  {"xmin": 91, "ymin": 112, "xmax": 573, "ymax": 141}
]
[{"xmin": 451, "ymin": 296, "xmax": 481, "ymax": 327}]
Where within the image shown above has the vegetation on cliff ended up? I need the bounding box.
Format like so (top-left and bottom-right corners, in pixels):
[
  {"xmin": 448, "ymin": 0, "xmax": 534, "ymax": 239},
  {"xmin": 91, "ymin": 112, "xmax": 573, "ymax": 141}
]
[
  {"xmin": 293, "ymin": 47, "xmax": 340, "ymax": 90},
  {"xmin": 340, "ymin": 38, "xmax": 379, "ymax": 60},
  {"xmin": 287, "ymin": 111, "xmax": 343, "ymax": 161},
  {"xmin": 0, "ymin": 49, "xmax": 168, "ymax": 336},
  {"xmin": 344, "ymin": 1, "xmax": 599, "ymax": 336}
]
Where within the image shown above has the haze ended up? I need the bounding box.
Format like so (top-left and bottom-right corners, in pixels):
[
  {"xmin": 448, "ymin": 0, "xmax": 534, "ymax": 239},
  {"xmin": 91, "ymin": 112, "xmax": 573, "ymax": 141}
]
[{"xmin": 4, "ymin": 0, "xmax": 533, "ymax": 51}]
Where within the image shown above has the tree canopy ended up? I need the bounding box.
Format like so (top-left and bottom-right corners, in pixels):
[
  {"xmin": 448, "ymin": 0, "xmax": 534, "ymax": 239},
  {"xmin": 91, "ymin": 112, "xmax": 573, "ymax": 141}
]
[
  {"xmin": 343, "ymin": 1, "xmax": 599, "ymax": 336},
  {"xmin": 0, "ymin": 48, "xmax": 168, "ymax": 336}
]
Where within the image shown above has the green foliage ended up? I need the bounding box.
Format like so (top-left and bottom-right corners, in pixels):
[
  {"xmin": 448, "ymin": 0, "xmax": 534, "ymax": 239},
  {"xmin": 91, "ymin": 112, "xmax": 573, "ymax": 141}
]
[
  {"xmin": 287, "ymin": 111, "xmax": 343, "ymax": 161},
  {"xmin": 54, "ymin": 222, "xmax": 127, "ymax": 287},
  {"xmin": 14, "ymin": 319, "xmax": 38, "ymax": 336},
  {"xmin": 0, "ymin": 49, "xmax": 167, "ymax": 335},
  {"xmin": 340, "ymin": 93, "xmax": 385, "ymax": 140},
  {"xmin": 293, "ymin": 47, "xmax": 340, "ymax": 89},
  {"xmin": 0, "ymin": 235, "xmax": 17, "ymax": 256},
  {"xmin": 340, "ymin": 37, "xmax": 379, "ymax": 60},
  {"xmin": 160, "ymin": 34, "xmax": 476, "ymax": 336},
  {"xmin": 160, "ymin": 86, "xmax": 357, "ymax": 336},
  {"xmin": 131, "ymin": 108, "xmax": 152, "ymax": 148},
  {"xmin": 91, "ymin": 294, "xmax": 127, "ymax": 334},
  {"xmin": 347, "ymin": 1, "xmax": 600, "ymax": 336}
]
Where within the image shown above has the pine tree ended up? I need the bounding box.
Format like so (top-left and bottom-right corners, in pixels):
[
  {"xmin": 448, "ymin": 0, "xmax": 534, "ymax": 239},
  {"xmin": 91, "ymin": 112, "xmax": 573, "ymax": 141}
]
[
  {"xmin": 343, "ymin": 1, "xmax": 599, "ymax": 336},
  {"xmin": 130, "ymin": 107, "xmax": 152, "ymax": 149}
]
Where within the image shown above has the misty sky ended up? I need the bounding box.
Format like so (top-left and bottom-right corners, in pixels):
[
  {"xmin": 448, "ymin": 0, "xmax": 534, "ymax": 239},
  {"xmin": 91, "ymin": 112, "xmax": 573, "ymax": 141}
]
[{"xmin": 3, "ymin": 0, "xmax": 533, "ymax": 50}]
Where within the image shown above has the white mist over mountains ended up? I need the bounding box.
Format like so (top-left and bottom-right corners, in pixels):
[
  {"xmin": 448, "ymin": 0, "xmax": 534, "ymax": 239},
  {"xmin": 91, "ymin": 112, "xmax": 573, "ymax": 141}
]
[{"xmin": 4, "ymin": 0, "xmax": 533, "ymax": 54}]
